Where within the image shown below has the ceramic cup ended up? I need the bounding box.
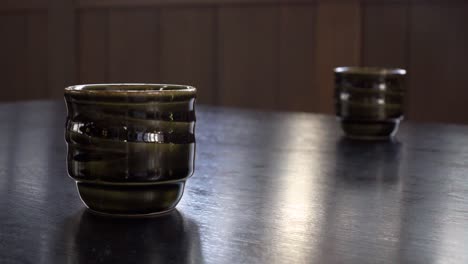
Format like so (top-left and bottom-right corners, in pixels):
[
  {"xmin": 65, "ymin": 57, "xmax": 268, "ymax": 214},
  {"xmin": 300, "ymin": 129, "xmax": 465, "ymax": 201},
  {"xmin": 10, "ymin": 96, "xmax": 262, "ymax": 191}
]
[
  {"xmin": 334, "ymin": 67, "xmax": 406, "ymax": 140},
  {"xmin": 64, "ymin": 84, "xmax": 196, "ymax": 216}
]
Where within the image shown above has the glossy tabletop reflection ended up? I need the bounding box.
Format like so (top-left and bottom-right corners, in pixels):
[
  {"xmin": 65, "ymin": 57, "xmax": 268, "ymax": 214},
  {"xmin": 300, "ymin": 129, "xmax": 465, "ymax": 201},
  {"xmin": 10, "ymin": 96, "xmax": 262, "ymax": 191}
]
[{"xmin": 1, "ymin": 101, "xmax": 468, "ymax": 264}]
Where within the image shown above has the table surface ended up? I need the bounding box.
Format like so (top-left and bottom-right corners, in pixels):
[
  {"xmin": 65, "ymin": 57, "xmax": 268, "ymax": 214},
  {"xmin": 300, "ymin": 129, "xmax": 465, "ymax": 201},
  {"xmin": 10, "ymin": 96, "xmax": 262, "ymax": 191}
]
[{"xmin": 1, "ymin": 101, "xmax": 468, "ymax": 264}]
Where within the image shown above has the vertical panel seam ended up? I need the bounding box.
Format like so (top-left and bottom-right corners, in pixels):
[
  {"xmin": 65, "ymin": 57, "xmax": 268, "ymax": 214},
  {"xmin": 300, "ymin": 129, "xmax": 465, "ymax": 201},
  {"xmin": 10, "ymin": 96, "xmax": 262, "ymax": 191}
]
[
  {"xmin": 276, "ymin": 5, "xmax": 281, "ymax": 110},
  {"xmin": 212, "ymin": 6, "xmax": 219, "ymax": 105},
  {"xmin": 105, "ymin": 8, "xmax": 110, "ymax": 82},
  {"xmin": 44, "ymin": 11, "xmax": 49, "ymax": 98},
  {"xmin": 74, "ymin": 8, "xmax": 80, "ymax": 86},
  {"xmin": 356, "ymin": 0, "xmax": 363, "ymax": 67},
  {"xmin": 312, "ymin": 1, "xmax": 319, "ymax": 112},
  {"xmin": 24, "ymin": 13, "xmax": 29, "ymax": 100},
  {"xmin": 314, "ymin": 1, "xmax": 322, "ymax": 112},
  {"xmin": 214, "ymin": 5, "xmax": 221, "ymax": 106},
  {"xmin": 405, "ymin": 0, "xmax": 412, "ymax": 118},
  {"xmin": 155, "ymin": 7, "xmax": 161, "ymax": 82},
  {"xmin": 360, "ymin": 0, "xmax": 366, "ymax": 67},
  {"xmin": 76, "ymin": 9, "xmax": 81, "ymax": 84}
]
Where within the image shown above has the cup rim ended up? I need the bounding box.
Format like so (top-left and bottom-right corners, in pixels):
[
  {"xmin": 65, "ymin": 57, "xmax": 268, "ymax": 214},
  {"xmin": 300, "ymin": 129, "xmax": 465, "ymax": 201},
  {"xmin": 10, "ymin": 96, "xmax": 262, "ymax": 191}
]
[
  {"xmin": 64, "ymin": 83, "xmax": 196, "ymax": 96},
  {"xmin": 334, "ymin": 67, "xmax": 406, "ymax": 75}
]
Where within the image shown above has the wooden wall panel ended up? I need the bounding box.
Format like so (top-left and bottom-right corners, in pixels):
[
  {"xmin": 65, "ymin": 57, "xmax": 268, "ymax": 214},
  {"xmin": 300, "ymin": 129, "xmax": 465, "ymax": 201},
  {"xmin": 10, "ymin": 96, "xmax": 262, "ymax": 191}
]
[
  {"xmin": 362, "ymin": 3, "xmax": 408, "ymax": 68},
  {"xmin": 160, "ymin": 8, "xmax": 216, "ymax": 104},
  {"xmin": 77, "ymin": 0, "xmax": 319, "ymax": 8},
  {"xmin": 26, "ymin": 12, "xmax": 48, "ymax": 100},
  {"xmin": 218, "ymin": 7, "xmax": 280, "ymax": 109},
  {"xmin": 315, "ymin": 0, "xmax": 361, "ymax": 114},
  {"xmin": 409, "ymin": 3, "xmax": 468, "ymax": 124},
  {"xmin": 48, "ymin": 0, "xmax": 76, "ymax": 98},
  {"xmin": 3, "ymin": 0, "xmax": 468, "ymax": 126},
  {"xmin": 109, "ymin": 9, "xmax": 160, "ymax": 83},
  {"xmin": 278, "ymin": 4, "xmax": 317, "ymax": 112},
  {"xmin": 0, "ymin": 15, "xmax": 27, "ymax": 101},
  {"xmin": 78, "ymin": 10, "xmax": 108, "ymax": 84},
  {"xmin": 0, "ymin": 0, "xmax": 47, "ymax": 10}
]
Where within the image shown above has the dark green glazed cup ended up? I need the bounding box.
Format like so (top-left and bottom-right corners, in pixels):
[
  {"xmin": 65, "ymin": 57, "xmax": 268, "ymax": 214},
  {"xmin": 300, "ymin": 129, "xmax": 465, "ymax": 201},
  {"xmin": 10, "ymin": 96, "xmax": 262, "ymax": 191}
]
[
  {"xmin": 64, "ymin": 84, "xmax": 196, "ymax": 216},
  {"xmin": 334, "ymin": 67, "xmax": 406, "ymax": 140}
]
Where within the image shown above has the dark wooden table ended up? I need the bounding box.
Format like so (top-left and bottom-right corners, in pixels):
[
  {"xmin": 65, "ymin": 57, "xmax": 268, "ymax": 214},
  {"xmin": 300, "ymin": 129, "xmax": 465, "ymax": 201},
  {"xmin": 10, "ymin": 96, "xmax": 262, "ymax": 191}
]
[{"xmin": 1, "ymin": 101, "xmax": 468, "ymax": 264}]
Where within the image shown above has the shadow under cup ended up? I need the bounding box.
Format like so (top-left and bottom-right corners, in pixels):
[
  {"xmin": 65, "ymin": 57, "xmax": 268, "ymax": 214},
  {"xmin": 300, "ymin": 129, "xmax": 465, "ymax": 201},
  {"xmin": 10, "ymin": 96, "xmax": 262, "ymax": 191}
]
[{"xmin": 64, "ymin": 84, "xmax": 196, "ymax": 216}]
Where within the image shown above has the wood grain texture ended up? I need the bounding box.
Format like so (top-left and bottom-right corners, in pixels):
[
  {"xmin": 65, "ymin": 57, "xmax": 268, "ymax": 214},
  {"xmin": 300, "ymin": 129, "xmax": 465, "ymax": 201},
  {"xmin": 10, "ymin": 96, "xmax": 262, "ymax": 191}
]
[
  {"xmin": 218, "ymin": 6, "xmax": 280, "ymax": 109},
  {"xmin": 279, "ymin": 4, "xmax": 317, "ymax": 112},
  {"xmin": 362, "ymin": 3, "xmax": 408, "ymax": 68},
  {"xmin": 2, "ymin": 0, "xmax": 468, "ymax": 128},
  {"xmin": 409, "ymin": 3, "xmax": 468, "ymax": 123},
  {"xmin": 315, "ymin": 0, "xmax": 361, "ymax": 114},
  {"xmin": 0, "ymin": 0, "xmax": 47, "ymax": 10},
  {"xmin": 47, "ymin": 0, "xmax": 76, "ymax": 98},
  {"xmin": 109, "ymin": 9, "xmax": 160, "ymax": 83},
  {"xmin": 0, "ymin": 15, "xmax": 26, "ymax": 101},
  {"xmin": 77, "ymin": 0, "xmax": 457, "ymax": 9},
  {"xmin": 1, "ymin": 100, "xmax": 468, "ymax": 263},
  {"xmin": 160, "ymin": 8, "xmax": 216, "ymax": 104},
  {"xmin": 26, "ymin": 12, "xmax": 48, "ymax": 100},
  {"xmin": 77, "ymin": 0, "xmax": 317, "ymax": 8},
  {"xmin": 78, "ymin": 10, "xmax": 108, "ymax": 84}
]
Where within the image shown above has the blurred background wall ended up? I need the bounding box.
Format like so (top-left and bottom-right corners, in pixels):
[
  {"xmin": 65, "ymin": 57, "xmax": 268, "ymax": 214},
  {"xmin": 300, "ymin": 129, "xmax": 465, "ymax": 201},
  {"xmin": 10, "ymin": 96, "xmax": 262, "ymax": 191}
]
[{"xmin": 1, "ymin": 0, "xmax": 468, "ymax": 124}]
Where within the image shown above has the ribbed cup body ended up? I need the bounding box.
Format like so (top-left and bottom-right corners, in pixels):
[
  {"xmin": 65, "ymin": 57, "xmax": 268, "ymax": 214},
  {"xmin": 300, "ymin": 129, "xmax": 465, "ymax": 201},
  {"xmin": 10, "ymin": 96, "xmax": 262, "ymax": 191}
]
[
  {"xmin": 334, "ymin": 67, "xmax": 406, "ymax": 140},
  {"xmin": 64, "ymin": 84, "xmax": 196, "ymax": 216}
]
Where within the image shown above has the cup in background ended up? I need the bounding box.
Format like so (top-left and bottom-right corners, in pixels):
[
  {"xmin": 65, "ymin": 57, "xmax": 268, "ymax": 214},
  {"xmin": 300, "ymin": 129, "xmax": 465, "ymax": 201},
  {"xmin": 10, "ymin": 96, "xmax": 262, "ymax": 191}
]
[{"xmin": 334, "ymin": 67, "xmax": 406, "ymax": 140}]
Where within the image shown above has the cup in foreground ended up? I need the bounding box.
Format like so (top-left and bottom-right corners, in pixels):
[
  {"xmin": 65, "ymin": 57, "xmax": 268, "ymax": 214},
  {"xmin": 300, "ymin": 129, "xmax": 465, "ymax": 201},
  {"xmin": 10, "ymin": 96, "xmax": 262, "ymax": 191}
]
[
  {"xmin": 64, "ymin": 84, "xmax": 196, "ymax": 216},
  {"xmin": 334, "ymin": 67, "xmax": 406, "ymax": 140}
]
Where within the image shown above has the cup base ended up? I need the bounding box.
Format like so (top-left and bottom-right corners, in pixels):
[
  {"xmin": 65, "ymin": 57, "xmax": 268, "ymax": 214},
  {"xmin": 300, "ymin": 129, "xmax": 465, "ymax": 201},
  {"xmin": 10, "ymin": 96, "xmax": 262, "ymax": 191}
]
[
  {"xmin": 340, "ymin": 119, "xmax": 400, "ymax": 141},
  {"xmin": 85, "ymin": 207, "xmax": 176, "ymax": 218},
  {"xmin": 76, "ymin": 181, "xmax": 185, "ymax": 217}
]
